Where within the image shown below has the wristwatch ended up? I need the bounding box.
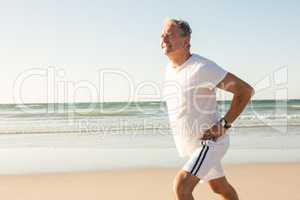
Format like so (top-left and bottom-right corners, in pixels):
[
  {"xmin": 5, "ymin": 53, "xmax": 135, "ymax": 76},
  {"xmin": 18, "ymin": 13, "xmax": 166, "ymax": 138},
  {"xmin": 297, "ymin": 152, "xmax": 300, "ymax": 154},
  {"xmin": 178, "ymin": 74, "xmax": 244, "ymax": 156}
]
[{"xmin": 220, "ymin": 117, "xmax": 231, "ymax": 129}]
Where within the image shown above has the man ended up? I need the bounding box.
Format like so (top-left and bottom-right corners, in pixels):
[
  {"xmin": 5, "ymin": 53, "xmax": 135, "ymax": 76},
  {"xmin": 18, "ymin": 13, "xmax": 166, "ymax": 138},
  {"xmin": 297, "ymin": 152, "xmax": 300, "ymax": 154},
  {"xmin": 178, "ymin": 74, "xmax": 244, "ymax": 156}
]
[{"xmin": 161, "ymin": 19, "xmax": 254, "ymax": 200}]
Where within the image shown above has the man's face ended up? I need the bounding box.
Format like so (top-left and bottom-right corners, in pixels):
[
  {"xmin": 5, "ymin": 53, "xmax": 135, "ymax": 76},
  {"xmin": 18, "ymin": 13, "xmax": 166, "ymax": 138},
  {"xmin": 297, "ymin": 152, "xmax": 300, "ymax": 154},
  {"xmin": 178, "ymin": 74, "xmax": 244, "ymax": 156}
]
[{"xmin": 160, "ymin": 22, "xmax": 188, "ymax": 56}]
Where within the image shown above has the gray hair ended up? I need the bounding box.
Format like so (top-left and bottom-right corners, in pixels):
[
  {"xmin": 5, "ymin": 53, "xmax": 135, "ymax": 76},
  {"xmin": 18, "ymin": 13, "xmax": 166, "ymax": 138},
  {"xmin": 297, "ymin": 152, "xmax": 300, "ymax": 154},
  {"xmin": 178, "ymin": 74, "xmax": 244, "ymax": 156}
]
[{"xmin": 166, "ymin": 18, "xmax": 192, "ymax": 38}]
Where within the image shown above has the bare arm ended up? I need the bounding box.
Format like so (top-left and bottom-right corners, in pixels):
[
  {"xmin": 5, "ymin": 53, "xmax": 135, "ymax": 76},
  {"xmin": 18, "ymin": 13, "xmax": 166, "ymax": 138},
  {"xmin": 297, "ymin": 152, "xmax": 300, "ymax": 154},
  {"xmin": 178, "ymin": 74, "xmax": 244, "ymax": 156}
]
[
  {"xmin": 216, "ymin": 72, "xmax": 255, "ymax": 124},
  {"xmin": 201, "ymin": 72, "xmax": 254, "ymax": 140}
]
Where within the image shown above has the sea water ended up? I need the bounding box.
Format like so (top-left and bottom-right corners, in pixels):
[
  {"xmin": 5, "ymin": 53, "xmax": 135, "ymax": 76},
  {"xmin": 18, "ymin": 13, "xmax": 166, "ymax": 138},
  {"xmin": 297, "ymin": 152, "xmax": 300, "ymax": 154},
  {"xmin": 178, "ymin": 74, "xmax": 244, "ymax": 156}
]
[{"xmin": 0, "ymin": 100, "xmax": 299, "ymax": 174}]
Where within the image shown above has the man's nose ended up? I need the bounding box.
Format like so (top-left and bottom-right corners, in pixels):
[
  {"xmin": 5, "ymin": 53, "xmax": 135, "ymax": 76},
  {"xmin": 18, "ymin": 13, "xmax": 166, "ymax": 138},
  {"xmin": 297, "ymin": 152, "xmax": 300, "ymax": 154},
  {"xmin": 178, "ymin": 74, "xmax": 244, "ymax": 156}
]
[{"xmin": 162, "ymin": 36, "xmax": 168, "ymax": 43}]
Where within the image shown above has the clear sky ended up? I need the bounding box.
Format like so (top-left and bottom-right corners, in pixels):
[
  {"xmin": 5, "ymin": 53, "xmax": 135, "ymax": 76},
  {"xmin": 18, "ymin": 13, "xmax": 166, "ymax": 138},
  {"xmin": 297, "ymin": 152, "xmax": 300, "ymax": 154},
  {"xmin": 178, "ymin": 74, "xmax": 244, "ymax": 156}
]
[{"xmin": 0, "ymin": 0, "xmax": 299, "ymax": 103}]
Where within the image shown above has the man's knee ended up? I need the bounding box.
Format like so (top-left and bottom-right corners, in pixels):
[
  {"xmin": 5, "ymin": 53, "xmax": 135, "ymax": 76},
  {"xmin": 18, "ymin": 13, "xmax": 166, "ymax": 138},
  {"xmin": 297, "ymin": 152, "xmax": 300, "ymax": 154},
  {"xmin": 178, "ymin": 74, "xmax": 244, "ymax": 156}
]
[
  {"xmin": 210, "ymin": 183, "xmax": 230, "ymax": 195},
  {"xmin": 173, "ymin": 170, "xmax": 199, "ymax": 196},
  {"xmin": 209, "ymin": 177, "xmax": 233, "ymax": 195}
]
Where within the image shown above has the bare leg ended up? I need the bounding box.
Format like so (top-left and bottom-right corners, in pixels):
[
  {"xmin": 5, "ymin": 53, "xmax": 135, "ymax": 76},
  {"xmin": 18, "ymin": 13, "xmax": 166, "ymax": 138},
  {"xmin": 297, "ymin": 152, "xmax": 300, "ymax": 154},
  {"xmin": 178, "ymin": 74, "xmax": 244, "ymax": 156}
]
[
  {"xmin": 208, "ymin": 176, "xmax": 239, "ymax": 200},
  {"xmin": 173, "ymin": 170, "xmax": 200, "ymax": 200},
  {"xmin": 221, "ymin": 182, "xmax": 239, "ymax": 200}
]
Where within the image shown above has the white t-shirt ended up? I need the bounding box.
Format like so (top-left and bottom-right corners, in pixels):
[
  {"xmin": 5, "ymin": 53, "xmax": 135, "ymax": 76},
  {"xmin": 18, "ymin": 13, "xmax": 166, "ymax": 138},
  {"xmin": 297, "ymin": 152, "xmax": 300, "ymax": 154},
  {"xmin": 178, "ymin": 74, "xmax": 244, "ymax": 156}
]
[{"xmin": 163, "ymin": 53, "xmax": 228, "ymax": 157}]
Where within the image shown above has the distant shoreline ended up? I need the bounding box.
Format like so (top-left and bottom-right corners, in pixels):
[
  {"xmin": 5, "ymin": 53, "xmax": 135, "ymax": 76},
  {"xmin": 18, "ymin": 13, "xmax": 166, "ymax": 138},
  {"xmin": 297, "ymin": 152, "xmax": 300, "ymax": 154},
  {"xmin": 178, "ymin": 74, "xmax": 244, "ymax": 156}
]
[{"xmin": 0, "ymin": 98, "xmax": 300, "ymax": 106}]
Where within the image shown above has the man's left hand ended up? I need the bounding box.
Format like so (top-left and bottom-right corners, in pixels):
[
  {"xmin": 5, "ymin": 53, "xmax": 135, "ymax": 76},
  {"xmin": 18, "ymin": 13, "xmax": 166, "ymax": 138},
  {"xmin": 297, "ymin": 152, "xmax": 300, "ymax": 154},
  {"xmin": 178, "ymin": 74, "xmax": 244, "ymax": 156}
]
[{"xmin": 200, "ymin": 122, "xmax": 227, "ymax": 141}]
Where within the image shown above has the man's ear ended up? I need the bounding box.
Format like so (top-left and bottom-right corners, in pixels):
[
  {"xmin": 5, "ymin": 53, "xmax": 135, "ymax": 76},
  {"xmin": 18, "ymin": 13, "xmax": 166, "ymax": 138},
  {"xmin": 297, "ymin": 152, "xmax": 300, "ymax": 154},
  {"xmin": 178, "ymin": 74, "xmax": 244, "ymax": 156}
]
[{"xmin": 183, "ymin": 37, "xmax": 190, "ymax": 49}]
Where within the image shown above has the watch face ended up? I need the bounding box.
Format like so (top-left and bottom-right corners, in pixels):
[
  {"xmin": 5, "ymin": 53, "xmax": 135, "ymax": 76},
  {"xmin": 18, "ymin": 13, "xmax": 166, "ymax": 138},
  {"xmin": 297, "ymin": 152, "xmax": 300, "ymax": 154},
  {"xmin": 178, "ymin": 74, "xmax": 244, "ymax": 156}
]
[
  {"xmin": 221, "ymin": 120, "xmax": 226, "ymax": 127},
  {"xmin": 221, "ymin": 118, "xmax": 226, "ymax": 126},
  {"xmin": 221, "ymin": 118, "xmax": 231, "ymax": 129},
  {"xmin": 225, "ymin": 124, "xmax": 231, "ymax": 129}
]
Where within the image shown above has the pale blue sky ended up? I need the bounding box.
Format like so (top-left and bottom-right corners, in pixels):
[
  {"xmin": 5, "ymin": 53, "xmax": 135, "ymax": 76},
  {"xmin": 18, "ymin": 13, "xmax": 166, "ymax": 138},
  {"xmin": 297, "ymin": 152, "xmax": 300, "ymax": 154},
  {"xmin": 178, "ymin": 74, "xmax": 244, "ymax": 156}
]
[{"xmin": 0, "ymin": 0, "xmax": 299, "ymax": 103}]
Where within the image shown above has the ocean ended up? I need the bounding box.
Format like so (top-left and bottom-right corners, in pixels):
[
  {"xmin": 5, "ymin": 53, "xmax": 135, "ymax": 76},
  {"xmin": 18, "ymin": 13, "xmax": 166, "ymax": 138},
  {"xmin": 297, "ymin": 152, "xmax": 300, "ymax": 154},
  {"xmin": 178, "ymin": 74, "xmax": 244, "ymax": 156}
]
[
  {"xmin": 1, "ymin": 99, "xmax": 299, "ymax": 135},
  {"xmin": 0, "ymin": 99, "xmax": 299, "ymax": 174}
]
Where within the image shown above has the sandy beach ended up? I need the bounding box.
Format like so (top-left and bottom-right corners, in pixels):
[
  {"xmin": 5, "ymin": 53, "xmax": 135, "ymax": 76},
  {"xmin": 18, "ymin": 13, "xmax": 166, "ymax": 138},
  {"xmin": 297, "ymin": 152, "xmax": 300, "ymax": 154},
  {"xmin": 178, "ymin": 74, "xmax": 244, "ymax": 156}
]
[{"xmin": 0, "ymin": 163, "xmax": 299, "ymax": 200}]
